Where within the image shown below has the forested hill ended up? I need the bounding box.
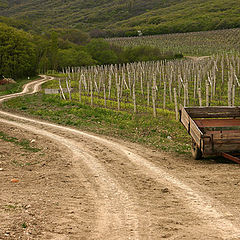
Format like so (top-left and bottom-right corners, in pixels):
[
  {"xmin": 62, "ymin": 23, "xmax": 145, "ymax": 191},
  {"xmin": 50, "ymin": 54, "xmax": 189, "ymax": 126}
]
[{"xmin": 1, "ymin": 0, "xmax": 240, "ymax": 37}]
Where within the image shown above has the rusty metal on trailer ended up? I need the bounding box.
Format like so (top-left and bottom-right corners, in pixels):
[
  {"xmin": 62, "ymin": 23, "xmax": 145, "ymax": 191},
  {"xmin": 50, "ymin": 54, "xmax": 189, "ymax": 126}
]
[{"xmin": 221, "ymin": 152, "xmax": 240, "ymax": 164}]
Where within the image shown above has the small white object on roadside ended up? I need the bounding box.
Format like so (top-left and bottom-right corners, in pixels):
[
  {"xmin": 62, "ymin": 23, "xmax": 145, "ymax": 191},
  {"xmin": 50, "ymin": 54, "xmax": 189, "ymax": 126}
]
[
  {"xmin": 31, "ymin": 139, "xmax": 36, "ymax": 143},
  {"xmin": 0, "ymin": 168, "xmax": 3, "ymax": 171}
]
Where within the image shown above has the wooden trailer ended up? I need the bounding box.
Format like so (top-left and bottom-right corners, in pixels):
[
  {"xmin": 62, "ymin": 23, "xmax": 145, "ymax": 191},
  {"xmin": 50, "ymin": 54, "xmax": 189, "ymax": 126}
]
[{"xmin": 179, "ymin": 106, "xmax": 240, "ymax": 163}]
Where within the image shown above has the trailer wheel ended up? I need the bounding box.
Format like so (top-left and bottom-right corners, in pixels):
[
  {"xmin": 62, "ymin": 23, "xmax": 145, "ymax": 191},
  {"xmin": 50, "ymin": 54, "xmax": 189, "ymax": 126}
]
[{"xmin": 191, "ymin": 140, "xmax": 202, "ymax": 160}]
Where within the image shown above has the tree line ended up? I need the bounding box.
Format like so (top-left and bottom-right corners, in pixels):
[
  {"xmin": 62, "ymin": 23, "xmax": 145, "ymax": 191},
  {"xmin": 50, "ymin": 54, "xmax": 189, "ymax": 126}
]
[{"xmin": 0, "ymin": 23, "xmax": 183, "ymax": 80}]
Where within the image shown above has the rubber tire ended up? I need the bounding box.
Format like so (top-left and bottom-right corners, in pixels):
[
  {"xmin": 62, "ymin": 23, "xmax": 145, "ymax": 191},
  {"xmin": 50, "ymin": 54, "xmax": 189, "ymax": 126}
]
[{"xmin": 191, "ymin": 140, "xmax": 202, "ymax": 160}]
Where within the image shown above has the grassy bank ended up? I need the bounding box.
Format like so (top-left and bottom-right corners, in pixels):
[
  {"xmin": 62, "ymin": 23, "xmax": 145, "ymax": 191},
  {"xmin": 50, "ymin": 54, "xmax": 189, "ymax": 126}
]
[{"xmin": 2, "ymin": 92, "xmax": 191, "ymax": 155}]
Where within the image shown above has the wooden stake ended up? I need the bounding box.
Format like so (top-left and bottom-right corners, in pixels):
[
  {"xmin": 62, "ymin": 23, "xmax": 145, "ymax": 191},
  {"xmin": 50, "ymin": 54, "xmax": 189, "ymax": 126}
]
[
  {"xmin": 79, "ymin": 77, "xmax": 82, "ymax": 103},
  {"xmin": 228, "ymin": 80, "xmax": 232, "ymax": 106},
  {"xmin": 108, "ymin": 73, "xmax": 112, "ymax": 99},
  {"xmin": 152, "ymin": 75, "xmax": 157, "ymax": 117},
  {"xmin": 163, "ymin": 81, "xmax": 166, "ymax": 109},
  {"xmin": 147, "ymin": 81, "xmax": 150, "ymax": 106},
  {"xmin": 206, "ymin": 81, "xmax": 209, "ymax": 107},
  {"xmin": 232, "ymin": 84, "xmax": 235, "ymax": 106},
  {"xmin": 183, "ymin": 84, "xmax": 187, "ymax": 107},
  {"xmin": 59, "ymin": 79, "xmax": 66, "ymax": 100},
  {"xmin": 133, "ymin": 79, "xmax": 137, "ymax": 113},
  {"xmin": 117, "ymin": 82, "xmax": 120, "ymax": 111},
  {"xmin": 65, "ymin": 78, "xmax": 71, "ymax": 101},
  {"xmin": 90, "ymin": 79, "xmax": 93, "ymax": 106},
  {"xmin": 198, "ymin": 88, "xmax": 202, "ymax": 107},
  {"xmin": 173, "ymin": 88, "xmax": 178, "ymax": 120},
  {"xmin": 103, "ymin": 82, "xmax": 106, "ymax": 108}
]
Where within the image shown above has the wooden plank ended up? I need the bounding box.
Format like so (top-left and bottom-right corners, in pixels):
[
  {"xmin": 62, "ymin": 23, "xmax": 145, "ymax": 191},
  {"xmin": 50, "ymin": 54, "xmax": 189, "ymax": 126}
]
[
  {"xmin": 214, "ymin": 137, "xmax": 240, "ymax": 143},
  {"xmin": 202, "ymin": 136, "xmax": 214, "ymax": 155},
  {"xmin": 185, "ymin": 107, "xmax": 240, "ymax": 118},
  {"xmin": 195, "ymin": 119, "xmax": 240, "ymax": 132},
  {"xmin": 180, "ymin": 107, "xmax": 190, "ymax": 130},
  {"xmin": 203, "ymin": 136, "xmax": 240, "ymax": 153},
  {"xmin": 204, "ymin": 126, "xmax": 240, "ymax": 131},
  {"xmin": 194, "ymin": 119, "xmax": 240, "ymax": 127},
  {"xmin": 189, "ymin": 117, "xmax": 203, "ymax": 144},
  {"xmin": 205, "ymin": 130, "xmax": 240, "ymax": 138},
  {"xmin": 212, "ymin": 144, "xmax": 240, "ymax": 152},
  {"xmin": 190, "ymin": 128, "xmax": 201, "ymax": 147},
  {"xmin": 180, "ymin": 106, "xmax": 203, "ymax": 148},
  {"xmin": 205, "ymin": 131, "xmax": 240, "ymax": 139}
]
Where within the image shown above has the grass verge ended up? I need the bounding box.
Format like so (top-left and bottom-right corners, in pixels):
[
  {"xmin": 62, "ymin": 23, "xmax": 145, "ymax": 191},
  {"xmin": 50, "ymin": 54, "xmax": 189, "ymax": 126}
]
[{"xmin": 2, "ymin": 93, "xmax": 191, "ymax": 155}]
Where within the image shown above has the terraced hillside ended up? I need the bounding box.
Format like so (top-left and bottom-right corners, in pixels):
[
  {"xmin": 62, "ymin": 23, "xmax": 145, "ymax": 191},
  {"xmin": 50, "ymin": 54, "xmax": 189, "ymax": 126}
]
[{"xmin": 0, "ymin": 0, "xmax": 240, "ymax": 36}]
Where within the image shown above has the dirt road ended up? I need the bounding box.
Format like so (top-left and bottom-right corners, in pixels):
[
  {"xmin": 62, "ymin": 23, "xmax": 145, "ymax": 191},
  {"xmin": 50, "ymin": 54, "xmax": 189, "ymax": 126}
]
[{"xmin": 1, "ymin": 76, "xmax": 240, "ymax": 239}]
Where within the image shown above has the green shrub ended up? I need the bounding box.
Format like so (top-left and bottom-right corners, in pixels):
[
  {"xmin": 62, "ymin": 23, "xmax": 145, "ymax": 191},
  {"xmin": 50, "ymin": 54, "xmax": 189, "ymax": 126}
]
[
  {"xmin": 86, "ymin": 39, "xmax": 118, "ymax": 65},
  {"xmin": 118, "ymin": 45, "xmax": 182, "ymax": 63},
  {"xmin": 0, "ymin": 23, "xmax": 37, "ymax": 78}
]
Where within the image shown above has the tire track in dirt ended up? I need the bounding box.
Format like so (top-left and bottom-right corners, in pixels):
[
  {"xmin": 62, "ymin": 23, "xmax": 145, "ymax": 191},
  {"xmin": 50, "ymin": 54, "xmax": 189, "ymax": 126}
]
[
  {"xmin": 0, "ymin": 117, "xmax": 140, "ymax": 239},
  {"xmin": 1, "ymin": 75, "xmax": 240, "ymax": 239}
]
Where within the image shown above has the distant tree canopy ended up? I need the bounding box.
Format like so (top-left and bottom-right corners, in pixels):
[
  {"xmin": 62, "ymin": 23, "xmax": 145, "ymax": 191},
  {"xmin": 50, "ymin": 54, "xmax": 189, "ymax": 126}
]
[
  {"xmin": 57, "ymin": 48, "xmax": 96, "ymax": 68},
  {"xmin": 86, "ymin": 39, "xmax": 118, "ymax": 65},
  {"xmin": 0, "ymin": 22, "xmax": 183, "ymax": 79},
  {"xmin": 0, "ymin": 23, "xmax": 37, "ymax": 79},
  {"xmin": 55, "ymin": 29, "xmax": 90, "ymax": 45}
]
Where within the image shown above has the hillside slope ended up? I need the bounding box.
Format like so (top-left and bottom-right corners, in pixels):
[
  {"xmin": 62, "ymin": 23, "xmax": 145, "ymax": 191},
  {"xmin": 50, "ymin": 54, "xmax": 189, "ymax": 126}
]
[{"xmin": 1, "ymin": 0, "xmax": 240, "ymax": 36}]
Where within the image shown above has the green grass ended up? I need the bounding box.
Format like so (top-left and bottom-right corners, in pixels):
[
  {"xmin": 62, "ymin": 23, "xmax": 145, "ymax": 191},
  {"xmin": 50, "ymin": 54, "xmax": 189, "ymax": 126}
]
[
  {"xmin": 2, "ymin": 93, "xmax": 191, "ymax": 155},
  {"xmin": 4, "ymin": 204, "xmax": 18, "ymax": 210},
  {"xmin": 22, "ymin": 222, "xmax": 27, "ymax": 229},
  {"xmin": 3, "ymin": 204, "xmax": 22, "ymax": 212},
  {"xmin": 0, "ymin": 131, "xmax": 41, "ymax": 152},
  {"xmin": 0, "ymin": 76, "xmax": 39, "ymax": 96}
]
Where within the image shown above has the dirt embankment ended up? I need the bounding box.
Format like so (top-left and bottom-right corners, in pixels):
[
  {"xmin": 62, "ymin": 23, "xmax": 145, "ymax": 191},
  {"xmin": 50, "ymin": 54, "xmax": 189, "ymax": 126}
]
[{"xmin": 1, "ymin": 76, "xmax": 240, "ymax": 240}]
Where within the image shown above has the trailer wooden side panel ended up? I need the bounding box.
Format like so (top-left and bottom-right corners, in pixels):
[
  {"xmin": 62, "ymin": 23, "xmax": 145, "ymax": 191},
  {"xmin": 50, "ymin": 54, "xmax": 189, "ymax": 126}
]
[
  {"xmin": 203, "ymin": 138, "xmax": 240, "ymax": 155},
  {"xmin": 203, "ymin": 130, "xmax": 240, "ymax": 154},
  {"xmin": 185, "ymin": 107, "xmax": 240, "ymax": 118},
  {"xmin": 180, "ymin": 107, "xmax": 203, "ymax": 149}
]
